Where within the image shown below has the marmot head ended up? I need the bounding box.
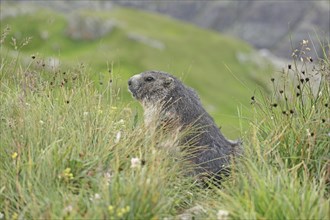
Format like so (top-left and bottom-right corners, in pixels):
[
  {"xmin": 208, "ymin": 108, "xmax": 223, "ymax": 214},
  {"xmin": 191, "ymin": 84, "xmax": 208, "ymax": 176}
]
[{"xmin": 128, "ymin": 71, "xmax": 176, "ymax": 104}]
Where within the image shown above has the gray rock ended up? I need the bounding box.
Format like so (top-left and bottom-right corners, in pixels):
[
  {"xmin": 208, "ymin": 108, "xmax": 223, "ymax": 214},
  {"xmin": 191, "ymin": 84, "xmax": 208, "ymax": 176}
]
[{"xmin": 66, "ymin": 13, "xmax": 115, "ymax": 40}]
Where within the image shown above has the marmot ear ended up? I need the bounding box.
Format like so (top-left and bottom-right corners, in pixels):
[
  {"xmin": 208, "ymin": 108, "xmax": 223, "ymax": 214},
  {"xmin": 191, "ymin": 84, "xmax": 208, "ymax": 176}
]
[{"xmin": 164, "ymin": 77, "xmax": 174, "ymax": 87}]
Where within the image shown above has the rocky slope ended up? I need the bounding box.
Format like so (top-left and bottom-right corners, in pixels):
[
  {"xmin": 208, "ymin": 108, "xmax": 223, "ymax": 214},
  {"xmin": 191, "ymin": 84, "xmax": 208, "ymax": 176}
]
[
  {"xmin": 3, "ymin": 1, "xmax": 328, "ymax": 59},
  {"xmin": 117, "ymin": 1, "xmax": 329, "ymax": 59}
]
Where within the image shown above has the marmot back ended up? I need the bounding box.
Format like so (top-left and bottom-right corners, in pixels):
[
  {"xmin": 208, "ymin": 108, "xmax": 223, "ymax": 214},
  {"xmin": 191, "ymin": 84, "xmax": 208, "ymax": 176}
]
[{"xmin": 128, "ymin": 70, "xmax": 241, "ymax": 181}]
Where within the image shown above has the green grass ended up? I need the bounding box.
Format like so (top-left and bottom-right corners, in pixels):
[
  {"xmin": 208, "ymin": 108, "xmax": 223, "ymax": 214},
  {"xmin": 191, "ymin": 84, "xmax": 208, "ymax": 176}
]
[
  {"xmin": 198, "ymin": 40, "xmax": 330, "ymax": 219},
  {"xmin": 0, "ymin": 4, "xmax": 273, "ymax": 138},
  {"xmin": 0, "ymin": 46, "xmax": 196, "ymax": 219},
  {"xmin": 1, "ymin": 4, "xmax": 329, "ymax": 220}
]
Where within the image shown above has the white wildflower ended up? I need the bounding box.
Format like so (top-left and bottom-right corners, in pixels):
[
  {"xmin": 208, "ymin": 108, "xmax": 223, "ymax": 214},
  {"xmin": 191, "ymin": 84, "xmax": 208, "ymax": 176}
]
[
  {"xmin": 217, "ymin": 210, "xmax": 229, "ymax": 220},
  {"xmin": 131, "ymin": 157, "xmax": 141, "ymax": 168},
  {"xmin": 90, "ymin": 193, "xmax": 101, "ymax": 201},
  {"xmin": 39, "ymin": 120, "xmax": 44, "ymax": 125},
  {"xmin": 0, "ymin": 212, "xmax": 4, "ymax": 219},
  {"xmin": 114, "ymin": 131, "xmax": 121, "ymax": 144},
  {"xmin": 115, "ymin": 119, "xmax": 126, "ymax": 127},
  {"xmin": 83, "ymin": 112, "xmax": 89, "ymax": 116},
  {"xmin": 302, "ymin": 39, "xmax": 308, "ymax": 46},
  {"xmin": 104, "ymin": 171, "xmax": 112, "ymax": 185},
  {"xmin": 63, "ymin": 205, "xmax": 73, "ymax": 214},
  {"xmin": 94, "ymin": 193, "xmax": 101, "ymax": 200}
]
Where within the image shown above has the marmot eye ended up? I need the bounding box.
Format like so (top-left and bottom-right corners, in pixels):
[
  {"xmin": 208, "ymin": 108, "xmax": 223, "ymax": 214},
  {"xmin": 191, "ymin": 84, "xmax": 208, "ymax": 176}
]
[{"xmin": 145, "ymin": 77, "xmax": 154, "ymax": 82}]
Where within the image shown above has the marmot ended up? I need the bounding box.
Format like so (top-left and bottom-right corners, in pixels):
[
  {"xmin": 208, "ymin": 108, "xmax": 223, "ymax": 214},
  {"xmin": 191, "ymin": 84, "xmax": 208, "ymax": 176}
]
[{"xmin": 128, "ymin": 70, "xmax": 241, "ymax": 181}]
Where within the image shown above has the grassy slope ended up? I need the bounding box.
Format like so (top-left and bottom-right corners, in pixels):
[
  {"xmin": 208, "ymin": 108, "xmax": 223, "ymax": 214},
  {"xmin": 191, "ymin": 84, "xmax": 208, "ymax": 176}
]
[
  {"xmin": 1, "ymin": 4, "xmax": 329, "ymax": 220},
  {"xmin": 1, "ymin": 5, "xmax": 272, "ymax": 138}
]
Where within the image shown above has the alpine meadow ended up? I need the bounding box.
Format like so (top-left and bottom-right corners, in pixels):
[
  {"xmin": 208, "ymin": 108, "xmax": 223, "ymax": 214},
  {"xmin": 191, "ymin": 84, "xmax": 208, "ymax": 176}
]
[{"xmin": 0, "ymin": 3, "xmax": 329, "ymax": 220}]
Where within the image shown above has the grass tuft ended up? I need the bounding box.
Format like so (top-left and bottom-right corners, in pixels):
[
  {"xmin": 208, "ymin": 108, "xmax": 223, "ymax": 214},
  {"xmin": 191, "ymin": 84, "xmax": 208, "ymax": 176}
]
[{"xmin": 199, "ymin": 39, "xmax": 329, "ymax": 219}]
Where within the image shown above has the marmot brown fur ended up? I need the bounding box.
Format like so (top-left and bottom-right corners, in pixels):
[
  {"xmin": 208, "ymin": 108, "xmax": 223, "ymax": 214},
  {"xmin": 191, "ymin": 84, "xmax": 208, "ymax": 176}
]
[{"xmin": 128, "ymin": 70, "xmax": 241, "ymax": 181}]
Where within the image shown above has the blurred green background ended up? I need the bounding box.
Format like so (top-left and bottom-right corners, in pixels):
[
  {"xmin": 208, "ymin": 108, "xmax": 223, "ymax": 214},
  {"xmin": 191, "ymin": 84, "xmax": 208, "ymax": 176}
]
[{"xmin": 1, "ymin": 2, "xmax": 276, "ymax": 138}]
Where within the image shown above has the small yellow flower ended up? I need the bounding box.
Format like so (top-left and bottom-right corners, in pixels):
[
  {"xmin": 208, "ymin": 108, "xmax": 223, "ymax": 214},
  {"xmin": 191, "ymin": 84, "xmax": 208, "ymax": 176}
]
[
  {"xmin": 11, "ymin": 152, "xmax": 18, "ymax": 159},
  {"xmin": 12, "ymin": 212, "xmax": 18, "ymax": 220},
  {"xmin": 62, "ymin": 167, "xmax": 74, "ymax": 180},
  {"xmin": 108, "ymin": 205, "xmax": 114, "ymax": 213},
  {"xmin": 117, "ymin": 211, "xmax": 123, "ymax": 218},
  {"xmin": 124, "ymin": 206, "xmax": 130, "ymax": 212},
  {"xmin": 64, "ymin": 168, "xmax": 71, "ymax": 173}
]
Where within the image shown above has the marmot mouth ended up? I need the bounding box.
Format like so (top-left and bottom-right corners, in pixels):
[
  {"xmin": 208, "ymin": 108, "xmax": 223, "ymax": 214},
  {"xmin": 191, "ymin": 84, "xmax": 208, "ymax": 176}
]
[{"xmin": 128, "ymin": 86, "xmax": 139, "ymax": 99}]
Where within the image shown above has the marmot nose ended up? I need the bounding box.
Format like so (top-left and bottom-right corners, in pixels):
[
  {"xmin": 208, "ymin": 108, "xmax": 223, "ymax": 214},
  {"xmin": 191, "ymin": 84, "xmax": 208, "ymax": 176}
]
[{"xmin": 128, "ymin": 79, "xmax": 132, "ymax": 86}]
